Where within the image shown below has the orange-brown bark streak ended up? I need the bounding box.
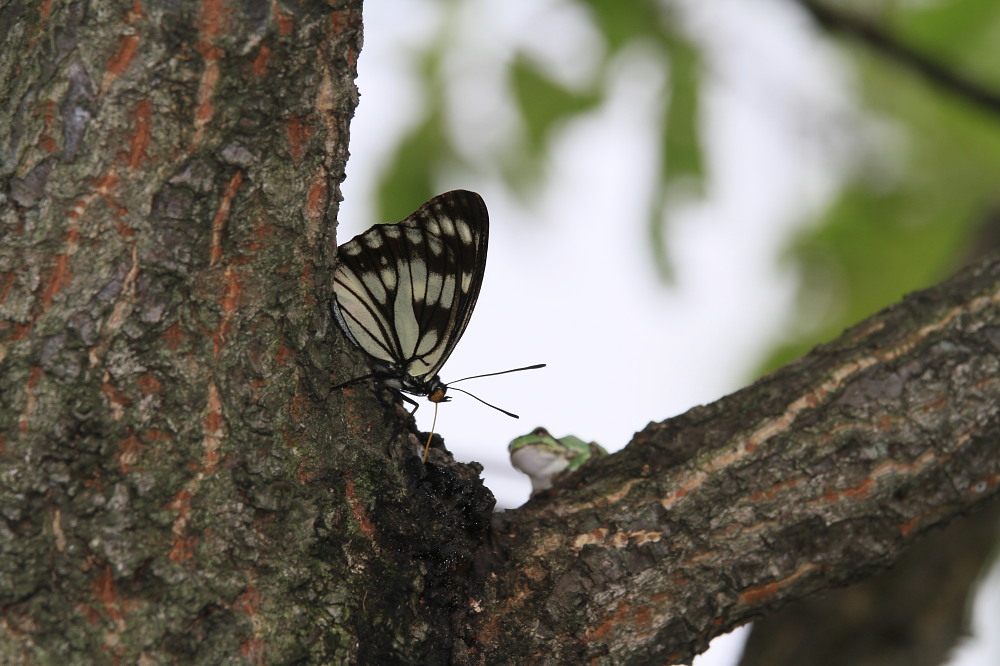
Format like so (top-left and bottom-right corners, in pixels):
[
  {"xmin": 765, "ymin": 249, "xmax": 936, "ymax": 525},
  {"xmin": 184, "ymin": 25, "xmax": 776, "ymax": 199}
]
[
  {"xmin": 127, "ymin": 99, "xmax": 152, "ymax": 168},
  {"xmin": 193, "ymin": 0, "xmax": 226, "ymax": 143},
  {"xmin": 210, "ymin": 171, "xmax": 244, "ymax": 266},
  {"xmin": 345, "ymin": 479, "xmax": 377, "ymax": 541}
]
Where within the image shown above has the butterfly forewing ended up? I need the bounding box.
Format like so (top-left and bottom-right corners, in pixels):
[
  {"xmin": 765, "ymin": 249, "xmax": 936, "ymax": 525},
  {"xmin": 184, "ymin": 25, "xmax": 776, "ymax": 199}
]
[{"xmin": 332, "ymin": 190, "xmax": 488, "ymax": 395}]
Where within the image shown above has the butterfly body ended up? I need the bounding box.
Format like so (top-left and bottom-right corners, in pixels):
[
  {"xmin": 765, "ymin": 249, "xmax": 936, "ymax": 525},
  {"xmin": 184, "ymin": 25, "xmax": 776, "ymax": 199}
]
[{"xmin": 331, "ymin": 190, "xmax": 489, "ymax": 404}]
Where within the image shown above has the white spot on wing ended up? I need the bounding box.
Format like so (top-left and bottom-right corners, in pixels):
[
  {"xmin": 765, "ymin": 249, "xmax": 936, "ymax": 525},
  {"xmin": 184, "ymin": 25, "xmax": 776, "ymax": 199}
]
[
  {"xmin": 409, "ymin": 257, "xmax": 428, "ymax": 304},
  {"xmin": 394, "ymin": 262, "xmax": 419, "ymax": 357},
  {"xmin": 334, "ymin": 268, "xmax": 396, "ymax": 363},
  {"xmin": 408, "ymin": 356, "xmax": 433, "ymax": 379},
  {"xmin": 416, "ymin": 329, "xmax": 439, "ymax": 356},
  {"xmin": 440, "ymin": 274, "xmax": 456, "ymax": 309},
  {"xmin": 426, "ymin": 235, "xmax": 443, "ymax": 256},
  {"xmin": 361, "ymin": 271, "xmax": 386, "ymax": 304},
  {"xmin": 381, "ymin": 267, "xmax": 396, "ymax": 290},
  {"xmin": 455, "ymin": 220, "xmax": 473, "ymax": 245},
  {"xmin": 425, "ymin": 274, "xmax": 442, "ymax": 307}
]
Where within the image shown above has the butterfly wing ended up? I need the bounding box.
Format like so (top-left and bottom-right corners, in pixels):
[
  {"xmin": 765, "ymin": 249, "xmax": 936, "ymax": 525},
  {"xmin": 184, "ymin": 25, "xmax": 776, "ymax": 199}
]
[{"xmin": 332, "ymin": 190, "xmax": 489, "ymax": 395}]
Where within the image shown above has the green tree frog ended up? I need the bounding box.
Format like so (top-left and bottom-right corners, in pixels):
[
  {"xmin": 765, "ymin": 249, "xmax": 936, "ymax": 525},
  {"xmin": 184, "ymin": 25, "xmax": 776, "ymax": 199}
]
[{"xmin": 508, "ymin": 427, "xmax": 608, "ymax": 493}]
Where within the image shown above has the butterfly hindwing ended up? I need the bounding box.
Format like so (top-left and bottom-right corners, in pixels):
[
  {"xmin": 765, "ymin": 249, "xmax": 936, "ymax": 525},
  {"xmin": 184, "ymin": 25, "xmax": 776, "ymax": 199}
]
[{"xmin": 332, "ymin": 190, "xmax": 488, "ymax": 396}]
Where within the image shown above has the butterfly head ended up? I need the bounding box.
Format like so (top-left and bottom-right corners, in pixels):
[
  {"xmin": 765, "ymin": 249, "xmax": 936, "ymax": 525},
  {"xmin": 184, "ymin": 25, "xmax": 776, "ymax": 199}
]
[
  {"xmin": 428, "ymin": 386, "xmax": 450, "ymax": 404},
  {"xmin": 390, "ymin": 369, "xmax": 450, "ymax": 403}
]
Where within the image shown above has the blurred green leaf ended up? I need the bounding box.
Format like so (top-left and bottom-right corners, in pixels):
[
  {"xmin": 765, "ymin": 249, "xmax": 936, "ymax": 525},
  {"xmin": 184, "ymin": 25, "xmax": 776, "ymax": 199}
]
[
  {"xmin": 509, "ymin": 55, "xmax": 601, "ymax": 158},
  {"xmin": 662, "ymin": 35, "xmax": 703, "ymax": 184},
  {"xmin": 374, "ymin": 0, "xmax": 707, "ymax": 280},
  {"xmin": 578, "ymin": 0, "xmax": 664, "ymax": 49},
  {"xmin": 376, "ymin": 113, "xmax": 452, "ymax": 222},
  {"xmin": 891, "ymin": 0, "xmax": 1000, "ymax": 80}
]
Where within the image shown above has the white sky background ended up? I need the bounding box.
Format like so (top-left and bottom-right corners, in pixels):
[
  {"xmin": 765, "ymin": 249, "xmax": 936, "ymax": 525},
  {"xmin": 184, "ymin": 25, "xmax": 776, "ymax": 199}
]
[{"xmin": 336, "ymin": 1, "xmax": 998, "ymax": 664}]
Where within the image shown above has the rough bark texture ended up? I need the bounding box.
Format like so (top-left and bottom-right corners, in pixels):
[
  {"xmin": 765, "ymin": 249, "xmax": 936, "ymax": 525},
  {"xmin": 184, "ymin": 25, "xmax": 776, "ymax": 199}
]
[
  {"xmin": 1, "ymin": 3, "xmax": 504, "ymax": 663},
  {"xmin": 3, "ymin": 2, "xmax": 1000, "ymax": 665},
  {"xmin": 738, "ymin": 501, "xmax": 1000, "ymax": 666},
  {"xmin": 467, "ymin": 256, "xmax": 1000, "ymax": 664}
]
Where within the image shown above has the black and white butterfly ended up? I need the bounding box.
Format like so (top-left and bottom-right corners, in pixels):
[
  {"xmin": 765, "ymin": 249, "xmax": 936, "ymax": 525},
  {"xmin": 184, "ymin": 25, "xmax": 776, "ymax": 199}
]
[{"xmin": 331, "ymin": 190, "xmax": 543, "ymax": 441}]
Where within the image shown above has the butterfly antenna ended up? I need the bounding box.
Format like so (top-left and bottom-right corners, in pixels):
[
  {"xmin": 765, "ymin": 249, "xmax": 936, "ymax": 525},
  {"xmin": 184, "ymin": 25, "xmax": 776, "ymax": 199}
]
[
  {"xmin": 449, "ymin": 363, "xmax": 546, "ymax": 385},
  {"xmin": 447, "ymin": 386, "xmax": 520, "ymax": 418},
  {"xmin": 422, "ymin": 402, "xmax": 440, "ymax": 463}
]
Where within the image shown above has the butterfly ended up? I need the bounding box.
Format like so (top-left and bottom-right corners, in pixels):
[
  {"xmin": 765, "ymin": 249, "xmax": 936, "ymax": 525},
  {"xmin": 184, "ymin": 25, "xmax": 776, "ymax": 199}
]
[{"xmin": 331, "ymin": 190, "xmax": 543, "ymax": 459}]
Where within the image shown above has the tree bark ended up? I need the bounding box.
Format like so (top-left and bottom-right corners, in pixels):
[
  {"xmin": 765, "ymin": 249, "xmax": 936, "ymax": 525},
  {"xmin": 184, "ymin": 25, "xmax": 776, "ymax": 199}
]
[
  {"xmin": 736, "ymin": 211, "xmax": 1000, "ymax": 666},
  {"xmin": 738, "ymin": 501, "xmax": 1000, "ymax": 666},
  {"xmin": 2, "ymin": 2, "xmax": 1000, "ymax": 665}
]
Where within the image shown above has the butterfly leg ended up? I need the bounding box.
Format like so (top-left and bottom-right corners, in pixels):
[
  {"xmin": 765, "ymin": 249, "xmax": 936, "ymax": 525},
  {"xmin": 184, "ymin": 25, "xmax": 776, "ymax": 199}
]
[
  {"xmin": 389, "ymin": 390, "xmax": 442, "ymax": 463},
  {"xmin": 393, "ymin": 390, "xmax": 420, "ymax": 416},
  {"xmin": 387, "ymin": 390, "xmax": 439, "ymax": 462}
]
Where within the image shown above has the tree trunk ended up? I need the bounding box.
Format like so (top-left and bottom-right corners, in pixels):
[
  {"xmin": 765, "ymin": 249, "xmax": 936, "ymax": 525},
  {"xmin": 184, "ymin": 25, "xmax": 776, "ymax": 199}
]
[{"xmin": 2, "ymin": 2, "xmax": 999, "ymax": 664}]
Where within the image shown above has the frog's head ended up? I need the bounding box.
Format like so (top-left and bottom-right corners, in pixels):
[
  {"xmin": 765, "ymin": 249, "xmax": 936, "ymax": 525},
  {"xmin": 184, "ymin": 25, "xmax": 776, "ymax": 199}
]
[{"xmin": 509, "ymin": 427, "xmax": 604, "ymax": 493}]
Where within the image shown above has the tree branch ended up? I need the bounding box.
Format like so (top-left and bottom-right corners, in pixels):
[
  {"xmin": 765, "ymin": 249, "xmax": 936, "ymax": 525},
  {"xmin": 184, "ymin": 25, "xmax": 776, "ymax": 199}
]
[
  {"xmin": 467, "ymin": 256, "xmax": 1000, "ymax": 664},
  {"xmin": 796, "ymin": 0, "xmax": 1000, "ymax": 117},
  {"xmin": 738, "ymin": 500, "xmax": 1000, "ymax": 666},
  {"xmin": 737, "ymin": 209, "xmax": 1000, "ymax": 666}
]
